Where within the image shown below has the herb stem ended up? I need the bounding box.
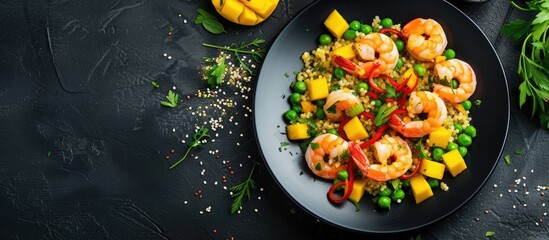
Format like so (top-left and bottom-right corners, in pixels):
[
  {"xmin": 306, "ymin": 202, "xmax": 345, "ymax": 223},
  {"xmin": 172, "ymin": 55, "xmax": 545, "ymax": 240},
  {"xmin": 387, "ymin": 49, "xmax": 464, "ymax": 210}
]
[
  {"xmin": 169, "ymin": 147, "xmax": 193, "ymax": 170},
  {"xmin": 202, "ymin": 43, "xmax": 259, "ymax": 55}
]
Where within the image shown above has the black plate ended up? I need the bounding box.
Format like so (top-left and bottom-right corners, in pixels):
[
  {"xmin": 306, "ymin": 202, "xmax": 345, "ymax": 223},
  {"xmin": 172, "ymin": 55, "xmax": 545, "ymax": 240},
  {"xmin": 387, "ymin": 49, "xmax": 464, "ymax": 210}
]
[{"xmin": 253, "ymin": 0, "xmax": 509, "ymax": 233}]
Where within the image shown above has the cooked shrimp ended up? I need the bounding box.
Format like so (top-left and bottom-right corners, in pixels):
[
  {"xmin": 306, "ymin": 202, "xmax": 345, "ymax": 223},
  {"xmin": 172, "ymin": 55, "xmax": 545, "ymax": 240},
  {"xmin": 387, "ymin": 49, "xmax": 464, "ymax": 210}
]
[
  {"xmin": 323, "ymin": 89, "xmax": 362, "ymax": 121},
  {"xmin": 332, "ymin": 32, "xmax": 399, "ymax": 78},
  {"xmin": 389, "ymin": 91, "xmax": 448, "ymax": 138},
  {"xmin": 433, "ymin": 58, "xmax": 477, "ymax": 103},
  {"xmin": 305, "ymin": 133, "xmax": 349, "ymax": 179},
  {"xmin": 402, "ymin": 18, "xmax": 448, "ymax": 61},
  {"xmin": 366, "ymin": 136, "xmax": 413, "ymax": 182}
]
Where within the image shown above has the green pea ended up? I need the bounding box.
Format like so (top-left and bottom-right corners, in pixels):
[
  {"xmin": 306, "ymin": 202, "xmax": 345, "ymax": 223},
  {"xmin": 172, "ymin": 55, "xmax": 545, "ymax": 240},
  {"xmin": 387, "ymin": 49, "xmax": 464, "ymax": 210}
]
[
  {"xmin": 334, "ymin": 67, "xmax": 345, "ymax": 79},
  {"xmin": 289, "ymin": 93, "xmax": 301, "ymax": 104},
  {"xmin": 391, "ymin": 189, "xmax": 405, "ymax": 201},
  {"xmin": 377, "ymin": 196, "xmax": 391, "ymax": 209},
  {"xmin": 293, "ymin": 81, "xmax": 307, "ymax": 93},
  {"xmin": 356, "ymin": 82, "xmax": 369, "ymax": 92},
  {"xmin": 458, "ymin": 146, "xmax": 468, "ymax": 157},
  {"xmin": 349, "ymin": 20, "xmax": 362, "ymax": 31},
  {"xmin": 337, "ymin": 170, "xmax": 349, "ymax": 180},
  {"xmin": 432, "ymin": 147, "xmax": 444, "ymax": 161},
  {"xmin": 395, "ymin": 57, "xmax": 404, "ymax": 69},
  {"xmin": 330, "ymin": 85, "xmax": 340, "ymax": 92},
  {"xmin": 291, "ymin": 104, "xmax": 302, "ymax": 113},
  {"xmin": 360, "ymin": 24, "xmax": 373, "ymax": 34},
  {"xmin": 318, "ymin": 34, "xmax": 332, "ymax": 45},
  {"xmin": 381, "ymin": 18, "xmax": 393, "ymax": 28},
  {"xmin": 284, "ymin": 110, "xmax": 297, "ymax": 121},
  {"xmin": 395, "ymin": 39, "xmax": 405, "ymax": 52},
  {"xmin": 451, "ymin": 79, "xmax": 459, "ymax": 89},
  {"xmin": 315, "ymin": 108, "xmax": 326, "ymax": 120},
  {"xmin": 327, "ymin": 129, "xmax": 338, "ymax": 135},
  {"xmin": 461, "ymin": 100, "xmax": 472, "ymax": 111},
  {"xmin": 446, "ymin": 142, "xmax": 459, "ymax": 152},
  {"xmin": 402, "ymin": 179, "xmax": 410, "ymax": 188},
  {"xmin": 427, "ymin": 178, "xmax": 439, "ymax": 188},
  {"xmin": 444, "ymin": 49, "xmax": 456, "ymax": 59},
  {"xmin": 457, "ymin": 133, "xmax": 472, "ymax": 147},
  {"xmin": 379, "ymin": 188, "xmax": 392, "ymax": 197},
  {"xmin": 413, "ymin": 64, "xmax": 426, "ymax": 77},
  {"xmin": 373, "ymin": 99, "xmax": 382, "ymax": 107},
  {"xmin": 315, "ymin": 99, "xmax": 326, "ymax": 107},
  {"xmin": 343, "ymin": 29, "xmax": 357, "ymax": 40},
  {"xmin": 464, "ymin": 125, "xmax": 477, "ymax": 138},
  {"xmin": 454, "ymin": 123, "xmax": 463, "ymax": 133}
]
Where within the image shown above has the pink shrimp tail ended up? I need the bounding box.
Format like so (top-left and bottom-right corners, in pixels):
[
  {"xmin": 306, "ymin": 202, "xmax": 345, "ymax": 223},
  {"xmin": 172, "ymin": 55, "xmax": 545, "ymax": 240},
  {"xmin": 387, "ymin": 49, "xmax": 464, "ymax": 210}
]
[{"xmin": 348, "ymin": 142, "xmax": 370, "ymax": 176}]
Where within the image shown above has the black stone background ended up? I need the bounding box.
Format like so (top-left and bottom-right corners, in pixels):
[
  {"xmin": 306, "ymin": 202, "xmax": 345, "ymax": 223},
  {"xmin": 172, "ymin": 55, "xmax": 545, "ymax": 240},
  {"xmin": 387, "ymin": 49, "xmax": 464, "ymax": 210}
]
[{"xmin": 0, "ymin": 0, "xmax": 547, "ymax": 239}]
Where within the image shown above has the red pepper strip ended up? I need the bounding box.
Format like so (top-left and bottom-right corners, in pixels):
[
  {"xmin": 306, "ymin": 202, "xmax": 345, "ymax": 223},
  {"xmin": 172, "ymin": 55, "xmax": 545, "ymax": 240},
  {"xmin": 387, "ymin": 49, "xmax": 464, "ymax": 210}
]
[
  {"xmin": 380, "ymin": 74, "xmax": 400, "ymax": 88},
  {"xmin": 327, "ymin": 161, "xmax": 355, "ymax": 203},
  {"xmin": 367, "ymin": 63, "xmax": 386, "ymax": 93},
  {"xmin": 378, "ymin": 28, "xmax": 408, "ymax": 41},
  {"xmin": 359, "ymin": 124, "xmax": 389, "ymax": 149},
  {"xmin": 395, "ymin": 76, "xmax": 411, "ymax": 92},
  {"xmin": 392, "ymin": 108, "xmax": 407, "ymax": 115},
  {"xmin": 365, "ymin": 92, "xmax": 379, "ymax": 100},
  {"xmin": 358, "ymin": 111, "xmax": 375, "ymax": 121},
  {"xmin": 399, "ymin": 158, "xmax": 422, "ymax": 180},
  {"xmin": 337, "ymin": 116, "xmax": 351, "ymax": 141}
]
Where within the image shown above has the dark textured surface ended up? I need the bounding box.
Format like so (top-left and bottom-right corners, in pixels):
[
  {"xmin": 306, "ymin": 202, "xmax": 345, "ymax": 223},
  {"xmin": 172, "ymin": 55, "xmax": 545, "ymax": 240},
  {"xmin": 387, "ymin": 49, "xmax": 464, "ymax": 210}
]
[{"xmin": 0, "ymin": 0, "xmax": 547, "ymax": 239}]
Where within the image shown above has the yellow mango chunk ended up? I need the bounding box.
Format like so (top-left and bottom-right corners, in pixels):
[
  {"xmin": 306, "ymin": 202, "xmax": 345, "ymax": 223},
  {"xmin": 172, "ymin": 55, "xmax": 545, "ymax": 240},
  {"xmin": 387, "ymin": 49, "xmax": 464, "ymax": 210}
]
[
  {"xmin": 428, "ymin": 127, "xmax": 451, "ymax": 148},
  {"xmin": 331, "ymin": 44, "xmax": 355, "ymax": 60},
  {"xmin": 300, "ymin": 101, "xmax": 317, "ymax": 113},
  {"xmin": 410, "ymin": 174, "xmax": 434, "ymax": 204},
  {"xmin": 419, "ymin": 159, "xmax": 446, "ymax": 180},
  {"xmin": 348, "ymin": 179, "xmax": 367, "ymax": 203},
  {"xmin": 220, "ymin": 0, "xmax": 244, "ymax": 23},
  {"xmin": 286, "ymin": 123, "xmax": 310, "ymax": 140},
  {"xmin": 399, "ymin": 68, "xmax": 418, "ymax": 89},
  {"xmin": 307, "ymin": 78, "xmax": 329, "ymax": 101},
  {"xmin": 442, "ymin": 149, "xmax": 468, "ymax": 177},
  {"xmin": 238, "ymin": 7, "xmax": 258, "ymax": 26},
  {"xmin": 324, "ymin": 9, "xmax": 349, "ymax": 39},
  {"xmin": 212, "ymin": 0, "xmax": 279, "ymax": 26},
  {"xmin": 343, "ymin": 116, "xmax": 368, "ymax": 141},
  {"xmin": 435, "ymin": 55, "xmax": 446, "ymax": 63}
]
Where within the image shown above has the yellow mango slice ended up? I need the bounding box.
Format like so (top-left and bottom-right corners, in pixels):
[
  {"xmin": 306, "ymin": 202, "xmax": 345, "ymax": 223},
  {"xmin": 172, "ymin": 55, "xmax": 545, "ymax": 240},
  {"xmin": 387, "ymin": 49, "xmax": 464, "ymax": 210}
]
[
  {"xmin": 348, "ymin": 179, "xmax": 367, "ymax": 203},
  {"xmin": 212, "ymin": 0, "xmax": 279, "ymax": 26},
  {"xmin": 419, "ymin": 159, "xmax": 446, "ymax": 180},
  {"xmin": 324, "ymin": 9, "xmax": 349, "ymax": 39},
  {"xmin": 286, "ymin": 123, "xmax": 310, "ymax": 140},
  {"xmin": 442, "ymin": 149, "xmax": 468, "ymax": 177},
  {"xmin": 399, "ymin": 68, "xmax": 418, "ymax": 89},
  {"xmin": 428, "ymin": 127, "xmax": 451, "ymax": 148},
  {"xmin": 331, "ymin": 44, "xmax": 355, "ymax": 60},
  {"xmin": 343, "ymin": 116, "xmax": 368, "ymax": 141},
  {"xmin": 410, "ymin": 174, "xmax": 434, "ymax": 204},
  {"xmin": 307, "ymin": 78, "xmax": 329, "ymax": 101}
]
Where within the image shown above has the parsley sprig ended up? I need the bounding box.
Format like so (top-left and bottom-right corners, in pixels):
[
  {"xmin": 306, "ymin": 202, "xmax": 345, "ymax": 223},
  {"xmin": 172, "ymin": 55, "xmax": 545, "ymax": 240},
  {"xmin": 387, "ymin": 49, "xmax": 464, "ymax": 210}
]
[
  {"xmin": 374, "ymin": 103, "xmax": 398, "ymax": 126},
  {"xmin": 229, "ymin": 163, "xmax": 257, "ymax": 214},
  {"xmin": 160, "ymin": 90, "xmax": 179, "ymax": 108},
  {"xmin": 205, "ymin": 56, "xmax": 227, "ymax": 89},
  {"xmin": 202, "ymin": 38, "xmax": 267, "ymax": 75},
  {"xmin": 169, "ymin": 127, "xmax": 210, "ymax": 170},
  {"xmin": 501, "ymin": 0, "xmax": 549, "ymax": 128}
]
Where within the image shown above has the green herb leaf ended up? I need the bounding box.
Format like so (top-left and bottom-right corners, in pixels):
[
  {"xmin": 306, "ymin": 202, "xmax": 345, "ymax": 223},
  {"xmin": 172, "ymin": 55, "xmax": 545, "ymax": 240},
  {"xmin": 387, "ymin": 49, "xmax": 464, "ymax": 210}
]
[
  {"xmin": 514, "ymin": 150, "xmax": 524, "ymax": 155},
  {"xmin": 310, "ymin": 142, "xmax": 319, "ymax": 150},
  {"xmin": 374, "ymin": 103, "xmax": 398, "ymax": 126},
  {"xmin": 160, "ymin": 90, "xmax": 179, "ymax": 108},
  {"xmin": 230, "ymin": 164, "xmax": 257, "ymax": 213},
  {"xmin": 504, "ymin": 154, "xmax": 511, "ymax": 165},
  {"xmin": 391, "ymin": 178, "xmax": 401, "ymax": 190},
  {"xmin": 485, "ymin": 231, "xmax": 495, "ymax": 237},
  {"xmin": 150, "ymin": 81, "xmax": 160, "ymax": 88},
  {"xmin": 202, "ymin": 38, "xmax": 267, "ymax": 75},
  {"xmin": 194, "ymin": 8, "xmax": 226, "ymax": 34},
  {"xmin": 169, "ymin": 127, "xmax": 210, "ymax": 170},
  {"xmin": 501, "ymin": 19, "xmax": 530, "ymax": 42}
]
